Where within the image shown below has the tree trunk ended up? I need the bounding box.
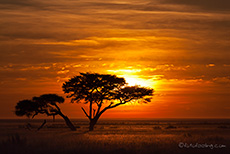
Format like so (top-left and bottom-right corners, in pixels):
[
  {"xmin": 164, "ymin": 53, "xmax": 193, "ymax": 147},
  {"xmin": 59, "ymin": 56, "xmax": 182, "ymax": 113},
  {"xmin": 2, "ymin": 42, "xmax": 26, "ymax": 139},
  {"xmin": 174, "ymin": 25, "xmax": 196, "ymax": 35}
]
[
  {"xmin": 59, "ymin": 113, "xmax": 76, "ymax": 131},
  {"xmin": 53, "ymin": 115, "xmax": 55, "ymax": 122},
  {"xmin": 89, "ymin": 117, "xmax": 99, "ymax": 131},
  {"xmin": 89, "ymin": 120, "xmax": 96, "ymax": 131}
]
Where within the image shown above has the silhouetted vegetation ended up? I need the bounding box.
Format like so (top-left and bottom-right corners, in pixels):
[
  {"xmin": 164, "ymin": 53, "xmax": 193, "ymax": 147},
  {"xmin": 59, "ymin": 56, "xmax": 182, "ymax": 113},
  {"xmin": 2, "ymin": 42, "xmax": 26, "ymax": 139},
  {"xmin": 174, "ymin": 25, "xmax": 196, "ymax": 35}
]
[
  {"xmin": 1, "ymin": 119, "xmax": 230, "ymax": 154},
  {"xmin": 15, "ymin": 94, "xmax": 76, "ymax": 131},
  {"xmin": 63, "ymin": 72, "xmax": 153, "ymax": 131},
  {"xmin": 165, "ymin": 125, "xmax": 177, "ymax": 129}
]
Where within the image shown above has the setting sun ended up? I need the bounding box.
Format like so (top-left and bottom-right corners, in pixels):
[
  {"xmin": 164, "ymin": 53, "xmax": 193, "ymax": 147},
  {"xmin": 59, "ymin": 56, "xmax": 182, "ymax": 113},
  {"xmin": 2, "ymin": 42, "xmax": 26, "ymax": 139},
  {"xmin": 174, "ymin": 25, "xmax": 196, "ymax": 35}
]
[
  {"xmin": 107, "ymin": 69, "xmax": 156, "ymax": 88},
  {"xmin": 122, "ymin": 75, "xmax": 151, "ymax": 87}
]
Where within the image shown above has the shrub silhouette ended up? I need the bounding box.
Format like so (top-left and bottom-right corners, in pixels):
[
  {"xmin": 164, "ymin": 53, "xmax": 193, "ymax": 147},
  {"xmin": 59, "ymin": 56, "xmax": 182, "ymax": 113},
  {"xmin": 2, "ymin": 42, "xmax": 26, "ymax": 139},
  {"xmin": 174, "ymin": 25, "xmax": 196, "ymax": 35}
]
[
  {"xmin": 63, "ymin": 72, "xmax": 153, "ymax": 131},
  {"xmin": 15, "ymin": 94, "xmax": 76, "ymax": 131}
]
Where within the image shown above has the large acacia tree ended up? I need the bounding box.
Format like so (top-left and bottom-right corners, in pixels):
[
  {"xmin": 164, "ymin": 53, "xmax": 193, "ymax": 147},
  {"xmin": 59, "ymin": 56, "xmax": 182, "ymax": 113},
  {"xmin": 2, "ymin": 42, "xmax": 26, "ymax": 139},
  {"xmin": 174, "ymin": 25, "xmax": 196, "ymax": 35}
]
[
  {"xmin": 63, "ymin": 73, "xmax": 153, "ymax": 131},
  {"xmin": 15, "ymin": 94, "xmax": 76, "ymax": 131}
]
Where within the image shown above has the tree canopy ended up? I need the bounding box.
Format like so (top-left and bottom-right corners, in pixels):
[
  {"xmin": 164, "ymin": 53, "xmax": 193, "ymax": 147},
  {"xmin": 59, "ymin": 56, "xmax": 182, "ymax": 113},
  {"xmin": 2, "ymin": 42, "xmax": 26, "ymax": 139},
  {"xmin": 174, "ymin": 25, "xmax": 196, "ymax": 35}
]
[
  {"xmin": 15, "ymin": 94, "xmax": 64, "ymax": 118},
  {"xmin": 15, "ymin": 99, "xmax": 38, "ymax": 118}
]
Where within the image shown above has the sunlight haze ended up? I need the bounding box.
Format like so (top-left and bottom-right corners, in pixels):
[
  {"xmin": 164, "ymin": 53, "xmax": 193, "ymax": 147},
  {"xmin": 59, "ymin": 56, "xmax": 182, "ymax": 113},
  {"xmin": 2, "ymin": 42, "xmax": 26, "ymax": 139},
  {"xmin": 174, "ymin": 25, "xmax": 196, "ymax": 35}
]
[{"xmin": 0, "ymin": 0, "xmax": 230, "ymax": 119}]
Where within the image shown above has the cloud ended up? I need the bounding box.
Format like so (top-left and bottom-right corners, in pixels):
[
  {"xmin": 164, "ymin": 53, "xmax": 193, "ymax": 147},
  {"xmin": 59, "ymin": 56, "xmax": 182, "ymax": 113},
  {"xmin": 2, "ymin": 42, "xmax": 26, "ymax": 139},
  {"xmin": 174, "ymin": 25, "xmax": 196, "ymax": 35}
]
[
  {"xmin": 0, "ymin": 0, "xmax": 40, "ymax": 7},
  {"xmin": 0, "ymin": 0, "xmax": 230, "ymax": 118},
  {"xmin": 160, "ymin": 0, "xmax": 230, "ymax": 12},
  {"xmin": 57, "ymin": 70, "xmax": 70, "ymax": 75},
  {"xmin": 212, "ymin": 77, "xmax": 230, "ymax": 85},
  {"xmin": 15, "ymin": 78, "xmax": 27, "ymax": 81},
  {"xmin": 206, "ymin": 63, "xmax": 215, "ymax": 67}
]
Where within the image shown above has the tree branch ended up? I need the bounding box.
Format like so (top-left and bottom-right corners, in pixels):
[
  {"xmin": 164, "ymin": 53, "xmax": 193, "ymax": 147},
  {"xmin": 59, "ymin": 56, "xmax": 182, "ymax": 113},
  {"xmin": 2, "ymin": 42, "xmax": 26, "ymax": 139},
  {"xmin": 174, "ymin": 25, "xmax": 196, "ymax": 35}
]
[
  {"xmin": 81, "ymin": 107, "xmax": 91, "ymax": 120},
  {"xmin": 95, "ymin": 99, "xmax": 103, "ymax": 117},
  {"xmin": 32, "ymin": 112, "xmax": 38, "ymax": 119},
  {"xmin": 109, "ymin": 102, "xmax": 125, "ymax": 109},
  {"xmin": 109, "ymin": 97, "xmax": 134, "ymax": 109},
  {"xmin": 93, "ymin": 109, "xmax": 96, "ymax": 118},
  {"xmin": 43, "ymin": 109, "xmax": 58, "ymax": 116},
  {"xmin": 53, "ymin": 103, "xmax": 61, "ymax": 112},
  {"xmin": 97, "ymin": 101, "xmax": 116, "ymax": 119}
]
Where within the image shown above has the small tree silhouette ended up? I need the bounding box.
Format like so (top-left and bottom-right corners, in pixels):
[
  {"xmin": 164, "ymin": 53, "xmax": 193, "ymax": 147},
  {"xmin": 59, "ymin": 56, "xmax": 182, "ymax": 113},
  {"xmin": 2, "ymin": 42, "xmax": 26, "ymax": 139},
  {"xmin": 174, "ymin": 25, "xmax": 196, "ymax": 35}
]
[
  {"xmin": 15, "ymin": 94, "xmax": 76, "ymax": 131},
  {"xmin": 63, "ymin": 73, "xmax": 153, "ymax": 131}
]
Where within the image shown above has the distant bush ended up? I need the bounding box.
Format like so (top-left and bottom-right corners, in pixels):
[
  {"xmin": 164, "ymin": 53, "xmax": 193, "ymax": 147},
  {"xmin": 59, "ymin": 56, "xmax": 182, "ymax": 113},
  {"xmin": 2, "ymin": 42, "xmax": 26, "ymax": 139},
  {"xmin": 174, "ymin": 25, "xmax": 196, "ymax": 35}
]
[
  {"xmin": 165, "ymin": 125, "xmax": 177, "ymax": 129},
  {"xmin": 2, "ymin": 133, "xmax": 27, "ymax": 146},
  {"xmin": 110, "ymin": 126, "xmax": 118, "ymax": 129},
  {"xmin": 183, "ymin": 133, "xmax": 192, "ymax": 137},
  {"xmin": 47, "ymin": 124, "xmax": 80, "ymax": 129},
  {"xmin": 153, "ymin": 126, "xmax": 161, "ymax": 130},
  {"xmin": 217, "ymin": 125, "xmax": 230, "ymax": 129}
]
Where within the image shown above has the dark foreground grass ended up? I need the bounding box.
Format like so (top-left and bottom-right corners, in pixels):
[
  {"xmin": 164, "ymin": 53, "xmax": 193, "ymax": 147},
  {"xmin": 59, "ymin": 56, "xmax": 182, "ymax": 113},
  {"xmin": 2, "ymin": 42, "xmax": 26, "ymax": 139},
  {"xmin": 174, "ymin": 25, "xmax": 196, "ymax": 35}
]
[{"xmin": 0, "ymin": 121, "xmax": 229, "ymax": 154}]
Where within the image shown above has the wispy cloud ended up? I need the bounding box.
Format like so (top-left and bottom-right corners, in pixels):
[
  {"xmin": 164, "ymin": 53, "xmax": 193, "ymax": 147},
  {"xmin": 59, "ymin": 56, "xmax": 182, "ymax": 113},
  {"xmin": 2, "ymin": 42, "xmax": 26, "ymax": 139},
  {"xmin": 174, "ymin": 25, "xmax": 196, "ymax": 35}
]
[{"xmin": 0, "ymin": 0, "xmax": 230, "ymax": 118}]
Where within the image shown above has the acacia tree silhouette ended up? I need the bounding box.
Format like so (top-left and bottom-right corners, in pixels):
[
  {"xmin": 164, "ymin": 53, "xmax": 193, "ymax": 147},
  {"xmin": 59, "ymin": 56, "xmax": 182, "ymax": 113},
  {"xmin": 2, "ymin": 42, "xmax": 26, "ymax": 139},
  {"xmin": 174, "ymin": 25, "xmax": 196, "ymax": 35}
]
[
  {"xmin": 63, "ymin": 73, "xmax": 153, "ymax": 131},
  {"xmin": 15, "ymin": 94, "xmax": 76, "ymax": 131}
]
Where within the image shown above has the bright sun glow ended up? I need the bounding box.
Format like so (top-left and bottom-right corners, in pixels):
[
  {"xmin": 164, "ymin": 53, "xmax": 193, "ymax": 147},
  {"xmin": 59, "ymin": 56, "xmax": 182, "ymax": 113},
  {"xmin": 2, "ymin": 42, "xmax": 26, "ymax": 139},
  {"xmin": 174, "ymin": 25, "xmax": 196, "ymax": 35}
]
[
  {"xmin": 123, "ymin": 75, "xmax": 149, "ymax": 87},
  {"xmin": 107, "ymin": 69, "xmax": 158, "ymax": 88}
]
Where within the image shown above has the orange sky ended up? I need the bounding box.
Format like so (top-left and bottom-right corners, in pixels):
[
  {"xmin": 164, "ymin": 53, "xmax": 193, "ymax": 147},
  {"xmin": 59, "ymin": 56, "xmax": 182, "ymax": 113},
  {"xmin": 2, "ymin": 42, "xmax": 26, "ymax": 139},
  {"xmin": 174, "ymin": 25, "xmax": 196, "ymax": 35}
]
[{"xmin": 0, "ymin": 0, "xmax": 230, "ymax": 119}]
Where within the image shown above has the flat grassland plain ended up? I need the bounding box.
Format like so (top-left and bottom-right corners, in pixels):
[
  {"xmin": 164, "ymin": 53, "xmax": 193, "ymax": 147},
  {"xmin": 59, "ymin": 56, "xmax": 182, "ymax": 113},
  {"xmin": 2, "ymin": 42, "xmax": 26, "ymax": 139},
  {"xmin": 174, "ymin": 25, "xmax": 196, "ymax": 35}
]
[{"xmin": 0, "ymin": 119, "xmax": 229, "ymax": 154}]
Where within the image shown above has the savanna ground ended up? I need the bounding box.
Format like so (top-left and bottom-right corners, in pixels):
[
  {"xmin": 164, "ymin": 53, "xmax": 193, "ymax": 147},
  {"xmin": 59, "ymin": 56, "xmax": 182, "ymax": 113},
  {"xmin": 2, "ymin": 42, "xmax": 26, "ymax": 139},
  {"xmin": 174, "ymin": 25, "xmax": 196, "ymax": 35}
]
[{"xmin": 0, "ymin": 119, "xmax": 229, "ymax": 154}]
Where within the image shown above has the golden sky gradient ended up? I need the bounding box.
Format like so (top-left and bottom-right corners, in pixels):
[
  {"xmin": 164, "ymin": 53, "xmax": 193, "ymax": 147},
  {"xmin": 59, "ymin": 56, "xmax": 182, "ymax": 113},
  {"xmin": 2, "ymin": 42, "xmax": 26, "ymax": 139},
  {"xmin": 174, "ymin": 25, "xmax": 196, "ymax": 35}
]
[{"xmin": 0, "ymin": 0, "xmax": 230, "ymax": 118}]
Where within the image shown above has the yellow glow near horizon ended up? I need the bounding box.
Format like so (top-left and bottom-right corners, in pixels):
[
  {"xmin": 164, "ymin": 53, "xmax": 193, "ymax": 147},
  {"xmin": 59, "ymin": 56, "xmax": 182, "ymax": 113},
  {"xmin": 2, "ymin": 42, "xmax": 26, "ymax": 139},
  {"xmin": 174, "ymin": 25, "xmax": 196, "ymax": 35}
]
[
  {"xmin": 122, "ymin": 75, "xmax": 151, "ymax": 87},
  {"xmin": 107, "ymin": 69, "xmax": 142, "ymax": 74},
  {"xmin": 107, "ymin": 69, "xmax": 156, "ymax": 88}
]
